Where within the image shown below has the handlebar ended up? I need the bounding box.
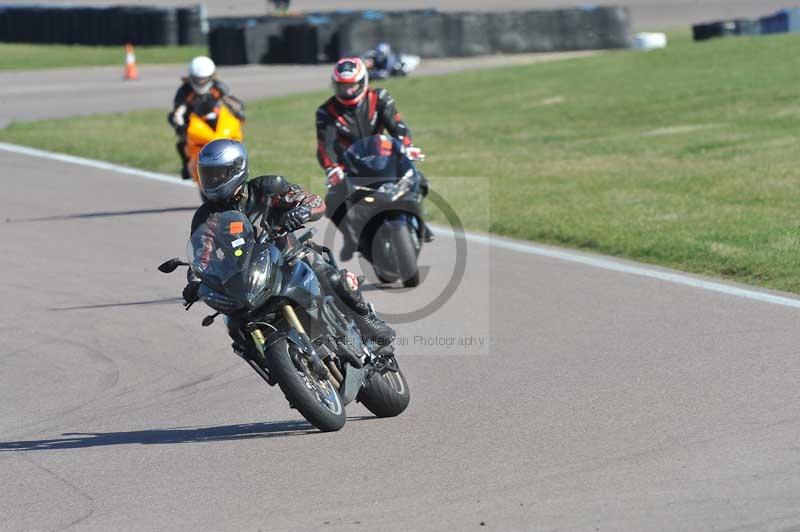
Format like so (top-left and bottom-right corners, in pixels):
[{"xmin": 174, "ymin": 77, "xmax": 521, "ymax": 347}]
[{"xmin": 257, "ymin": 227, "xmax": 290, "ymax": 245}]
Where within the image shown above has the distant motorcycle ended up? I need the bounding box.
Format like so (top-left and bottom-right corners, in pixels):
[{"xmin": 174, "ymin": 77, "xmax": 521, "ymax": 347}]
[
  {"xmin": 362, "ymin": 43, "xmax": 420, "ymax": 80},
  {"xmin": 158, "ymin": 208, "xmax": 410, "ymax": 432},
  {"xmin": 339, "ymin": 135, "xmax": 426, "ymax": 287},
  {"xmin": 184, "ymin": 103, "xmax": 243, "ymax": 193}
]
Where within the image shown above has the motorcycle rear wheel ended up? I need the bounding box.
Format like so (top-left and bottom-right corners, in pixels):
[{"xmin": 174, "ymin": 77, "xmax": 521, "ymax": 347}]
[
  {"xmin": 266, "ymin": 339, "xmax": 346, "ymax": 432},
  {"xmin": 358, "ymin": 367, "xmax": 410, "ymax": 418}
]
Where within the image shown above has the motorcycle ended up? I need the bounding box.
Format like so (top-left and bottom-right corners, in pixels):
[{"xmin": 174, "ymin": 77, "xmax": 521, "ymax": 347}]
[
  {"xmin": 184, "ymin": 103, "xmax": 243, "ymax": 191},
  {"xmin": 158, "ymin": 207, "xmax": 410, "ymax": 432},
  {"xmin": 363, "ymin": 53, "xmax": 421, "ymax": 80},
  {"xmin": 339, "ymin": 135, "xmax": 426, "ymax": 287}
]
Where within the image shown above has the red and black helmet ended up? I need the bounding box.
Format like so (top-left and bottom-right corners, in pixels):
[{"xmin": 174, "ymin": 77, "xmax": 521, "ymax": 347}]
[{"xmin": 332, "ymin": 57, "xmax": 368, "ymax": 106}]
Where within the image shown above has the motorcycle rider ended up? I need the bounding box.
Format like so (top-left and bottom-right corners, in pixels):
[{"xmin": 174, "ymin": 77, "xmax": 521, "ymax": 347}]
[
  {"xmin": 182, "ymin": 139, "xmax": 395, "ymax": 354},
  {"xmin": 168, "ymin": 56, "xmax": 246, "ymax": 180},
  {"xmin": 363, "ymin": 42, "xmax": 397, "ymax": 79},
  {"xmin": 315, "ymin": 57, "xmax": 432, "ymax": 261}
]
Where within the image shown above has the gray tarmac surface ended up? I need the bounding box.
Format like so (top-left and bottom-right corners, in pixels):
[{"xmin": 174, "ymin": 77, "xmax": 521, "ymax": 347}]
[
  {"xmin": 0, "ymin": 0, "xmax": 792, "ymax": 29},
  {"xmin": 4, "ymin": 2, "xmax": 800, "ymax": 528},
  {"xmin": 3, "ymin": 148, "xmax": 800, "ymax": 531},
  {"xmin": 0, "ymin": 51, "xmax": 595, "ymax": 128}
]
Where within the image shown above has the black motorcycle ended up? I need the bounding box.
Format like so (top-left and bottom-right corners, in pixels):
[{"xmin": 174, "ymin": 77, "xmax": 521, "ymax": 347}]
[
  {"xmin": 158, "ymin": 209, "xmax": 410, "ymax": 432},
  {"xmin": 339, "ymin": 135, "xmax": 426, "ymax": 287}
]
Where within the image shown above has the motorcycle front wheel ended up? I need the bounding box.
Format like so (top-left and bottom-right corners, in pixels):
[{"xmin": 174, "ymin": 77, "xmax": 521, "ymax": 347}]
[
  {"xmin": 373, "ymin": 220, "xmax": 420, "ymax": 287},
  {"xmin": 266, "ymin": 339, "xmax": 346, "ymax": 432}
]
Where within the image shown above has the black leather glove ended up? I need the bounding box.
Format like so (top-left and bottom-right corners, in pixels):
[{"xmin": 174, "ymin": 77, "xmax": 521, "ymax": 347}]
[
  {"xmin": 182, "ymin": 281, "xmax": 201, "ymax": 305},
  {"xmin": 280, "ymin": 205, "xmax": 311, "ymax": 232}
]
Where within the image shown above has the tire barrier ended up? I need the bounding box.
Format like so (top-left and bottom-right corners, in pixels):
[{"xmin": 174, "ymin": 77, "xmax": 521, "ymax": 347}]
[
  {"xmin": 209, "ymin": 25, "xmax": 247, "ymax": 66},
  {"xmin": 209, "ymin": 8, "xmax": 632, "ymax": 66},
  {"xmin": 691, "ymin": 8, "xmax": 800, "ymax": 41},
  {"xmin": 760, "ymin": 9, "xmax": 800, "ymax": 34},
  {"xmin": 0, "ymin": 4, "xmax": 205, "ymax": 46},
  {"xmin": 178, "ymin": 6, "xmax": 208, "ymax": 46},
  {"xmin": 692, "ymin": 18, "xmax": 763, "ymax": 41}
]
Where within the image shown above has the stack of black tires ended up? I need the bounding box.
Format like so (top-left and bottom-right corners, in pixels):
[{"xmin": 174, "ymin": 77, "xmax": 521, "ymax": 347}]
[
  {"xmin": 208, "ymin": 7, "xmax": 633, "ymax": 66},
  {"xmin": 0, "ymin": 4, "xmax": 206, "ymax": 46}
]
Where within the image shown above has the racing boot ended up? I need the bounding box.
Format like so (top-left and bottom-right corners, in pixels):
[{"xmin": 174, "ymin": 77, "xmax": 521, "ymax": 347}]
[
  {"xmin": 176, "ymin": 138, "xmax": 191, "ymax": 180},
  {"xmin": 353, "ymin": 306, "xmax": 395, "ymax": 349},
  {"xmin": 339, "ymin": 232, "xmax": 357, "ymax": 262},
  {"xmin": 330, "ymin": 269, "xmax": 395, "ymax": 347},
  {"xmin": 422, "ymin": 223, "xmax": 434, "ymax": 243}
]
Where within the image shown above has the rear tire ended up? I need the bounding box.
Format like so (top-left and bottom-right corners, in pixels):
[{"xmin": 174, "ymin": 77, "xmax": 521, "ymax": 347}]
[
  {"xmin": 266, "ymin": 339, "xmax": 346, "ymax": 432},
  {"xmin": 358, "ymin": 368, "xmax": 410, "ymax": 418},
  {"xmin": 375, "ymin": 271, "xmax": 398, "ymax": 284}
]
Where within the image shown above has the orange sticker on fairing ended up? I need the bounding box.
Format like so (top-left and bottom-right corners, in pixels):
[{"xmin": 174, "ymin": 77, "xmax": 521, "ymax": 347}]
[
  {"xmin": 229, "ymin": 221, "xmax": 244, "ymax": 234},
  {"xmin": 379, "ymin": 137, "xmax": 393, "ymax": 157}
]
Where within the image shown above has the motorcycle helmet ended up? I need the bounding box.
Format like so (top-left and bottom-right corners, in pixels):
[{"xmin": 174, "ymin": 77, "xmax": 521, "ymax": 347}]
[
  {"xmin": 197, "ymin": 139, "xmax": 249, "ymax": 202},
  {"xmin": 188, "ymin": 56, "xmax": 216, "ymax": 95},
  {"xmin": 332, "ymin": 57, "xmax": 368, "ymax": 106},
  {"xmin": 374, "ymin": 42, "xmax": 392, "ymax": 62}
]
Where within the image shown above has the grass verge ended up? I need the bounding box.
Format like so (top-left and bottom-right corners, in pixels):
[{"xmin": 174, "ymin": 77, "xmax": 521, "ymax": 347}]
[
  {"xmin": 0, "ymin": 43, "xmax": 207, "ymax": 70},
  {"xmin": 4, "ymin": 32, "xmax": 800, "ymax": 292}
]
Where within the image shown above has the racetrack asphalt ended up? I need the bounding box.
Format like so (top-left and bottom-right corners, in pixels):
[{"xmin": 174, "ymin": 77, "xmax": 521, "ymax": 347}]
[
  {"xmin": 4, "ymin": 4, "xmax": 800, "ymax": 528},
  {"xmin": 4, "ymin": 139, "xmax": 800, "ymax": 531}
]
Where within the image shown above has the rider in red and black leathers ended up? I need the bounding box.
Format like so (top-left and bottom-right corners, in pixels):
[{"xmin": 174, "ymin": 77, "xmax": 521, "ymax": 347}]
[
  {"xmin": 316, "ymin": 57, "xmax": 430, "ymax": 260},
  {"xmin": 316, "ymin": 85, "xmax": 414, "ymax": 170}
]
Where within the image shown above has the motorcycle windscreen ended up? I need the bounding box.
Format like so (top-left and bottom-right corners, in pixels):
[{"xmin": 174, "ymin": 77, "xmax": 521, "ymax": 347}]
[
  {"xmin": 188, "ymin": 211, "xmax": 255, "ymax": 288},
  {"xmin": 215, "ymin": 105, "xmax": 244, "ymax": 141},
  {"xmin": 342, "ymin": 135, "xmax": 414, "ymax": 186}
]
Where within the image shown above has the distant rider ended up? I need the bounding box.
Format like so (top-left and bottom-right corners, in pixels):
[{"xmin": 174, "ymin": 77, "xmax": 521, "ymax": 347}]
[
  {"xmin": 168, "ymin": 56, "xmax": 246, "ymax": 180},
  {"xmin": 315, "ymin": 57, "xmax": 432, "ymax": 261},
  {"xmin": 363, "ymin": 42, "xmax": 397, "ymax": 79},
  {"xmin": 182, "ymin": 139, "xmax": 395, "ymax": 355}
]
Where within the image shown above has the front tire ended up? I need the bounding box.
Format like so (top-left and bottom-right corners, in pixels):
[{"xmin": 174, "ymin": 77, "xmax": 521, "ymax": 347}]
[
  {"xmin": 373, "ymin": 220, "xmax": 419, "ymax": 287},
  {"xmin": 265, "ymin": 339, "xmax": 346, "ymax": 432},
  {"xmin": 358, "ymin": 368, "xmax": 410, "ymax": 418}
]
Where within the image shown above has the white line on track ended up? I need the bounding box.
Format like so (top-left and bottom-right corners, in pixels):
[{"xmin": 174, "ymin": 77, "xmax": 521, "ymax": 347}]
[{"xmin": 4, "ymin": 140, "xmax": 800, "ymax": 310}]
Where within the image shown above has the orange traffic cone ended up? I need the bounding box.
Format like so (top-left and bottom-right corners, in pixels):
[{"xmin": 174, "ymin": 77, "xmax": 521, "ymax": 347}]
[{"xmin": 124, "ymin": 43, "xmax": 138, "ymax": 81}]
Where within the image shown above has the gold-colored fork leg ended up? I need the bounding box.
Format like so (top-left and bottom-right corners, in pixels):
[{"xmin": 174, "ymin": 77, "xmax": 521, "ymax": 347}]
[{"xmin": 282, "ymin": 304, "xmax": 308, "ymax": 335}]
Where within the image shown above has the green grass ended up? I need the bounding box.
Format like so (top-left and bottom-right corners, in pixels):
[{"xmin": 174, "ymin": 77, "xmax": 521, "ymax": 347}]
[
  {"xmin": 5, "ymin": 32, "xmax": 800, "ymax": 292},
  {"xmin": 0, "ymin": 43, "xmax": 207, "ymax": 70}
]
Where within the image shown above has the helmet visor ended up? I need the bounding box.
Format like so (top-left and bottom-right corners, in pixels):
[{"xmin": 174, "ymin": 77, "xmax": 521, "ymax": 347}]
[
  {"xmin": 198, "ymin": 164, "xmax": 234, "ymax": 191},
  {"xmin": 198, "ymin": 156, "xmax": 245, "ymax": 193},
  {"xmin": 191, "ymin": 76, "xmax": 213, "ymax": 94},
  {"xmin": 335, "ymin": 80, "xmax": 364, "ymax": 101}
]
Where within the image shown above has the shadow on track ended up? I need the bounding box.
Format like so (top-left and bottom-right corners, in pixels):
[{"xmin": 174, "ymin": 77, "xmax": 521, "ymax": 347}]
[
  {"xmin": 0, "ymin": 417, "xmax": 375, "ymax": 451},
  {"xmin": 5, "ymin": 206, "xmax": 197, "ymax": 223},
  {"xmin": 0, "ymin": 421, "xmax": 316, "ymax": 451},
  {"xmin": 50, "ymin": 297, "xmax": 183, "ymax": 311}
]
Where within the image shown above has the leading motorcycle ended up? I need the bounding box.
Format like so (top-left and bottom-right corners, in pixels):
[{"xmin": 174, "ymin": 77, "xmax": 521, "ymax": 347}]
[
  {"xmin": 184, "ymin": 103, "xmax": 244, "ymax": 194},
  {"xmin": 158, "ymin": 207, "xmax": 410, "ymax": 432},
  {"xmin": 362, "ymin": 44, "xmax": 421, "ymax": 80}
]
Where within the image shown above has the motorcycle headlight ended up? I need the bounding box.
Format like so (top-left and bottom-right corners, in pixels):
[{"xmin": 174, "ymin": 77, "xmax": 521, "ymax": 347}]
[
  {"xmin": 391, "ymin": 175, "xmax": 413, "ymax": 201},
  {"xmin": 377, "ymin": 182, "xmax": 398, "ymax": 195}
]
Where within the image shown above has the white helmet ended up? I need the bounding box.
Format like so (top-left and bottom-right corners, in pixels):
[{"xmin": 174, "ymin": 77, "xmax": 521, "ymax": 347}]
[{"xmin": 188, "ymin": 56, "xmax": 215, "ymax": 95}]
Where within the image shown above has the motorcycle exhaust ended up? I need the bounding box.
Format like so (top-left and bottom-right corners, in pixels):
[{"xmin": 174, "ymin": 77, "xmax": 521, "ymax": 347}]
[{"xmin": 326, "ymin": 360, "xmax": 343, "ymax": 389}]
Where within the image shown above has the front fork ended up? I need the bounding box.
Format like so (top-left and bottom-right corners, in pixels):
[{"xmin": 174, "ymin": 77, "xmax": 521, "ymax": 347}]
[{"xmin": 249, "ymin": 304, "xmax": 340, "ymax": 387}]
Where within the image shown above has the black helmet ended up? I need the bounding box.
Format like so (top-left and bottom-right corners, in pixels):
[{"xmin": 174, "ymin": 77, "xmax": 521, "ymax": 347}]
[{"xmin": 197, "ymin": 139, "xmax": 249, "ymax": 202}]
